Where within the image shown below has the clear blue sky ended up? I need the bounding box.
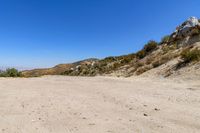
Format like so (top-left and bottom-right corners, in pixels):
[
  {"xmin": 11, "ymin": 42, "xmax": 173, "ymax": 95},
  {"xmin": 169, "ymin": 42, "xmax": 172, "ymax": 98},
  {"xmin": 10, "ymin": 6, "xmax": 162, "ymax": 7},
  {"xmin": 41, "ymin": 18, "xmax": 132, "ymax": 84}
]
[{"xmin": 0, "ymin": 0, "xmax": 200, "ymax": 68}]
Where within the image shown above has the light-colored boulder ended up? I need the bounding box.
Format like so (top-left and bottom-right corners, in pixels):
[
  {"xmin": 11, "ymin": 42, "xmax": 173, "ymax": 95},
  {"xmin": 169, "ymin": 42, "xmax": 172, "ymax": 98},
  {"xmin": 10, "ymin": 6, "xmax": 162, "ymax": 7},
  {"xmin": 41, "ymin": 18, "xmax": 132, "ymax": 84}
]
[
  {"xmin": 180, "ymin": 17, "xmax": 199, "ymax": 36},
  {"xmin": 172, "ymin": 17, "xmax": 200, "ymax": 41}
]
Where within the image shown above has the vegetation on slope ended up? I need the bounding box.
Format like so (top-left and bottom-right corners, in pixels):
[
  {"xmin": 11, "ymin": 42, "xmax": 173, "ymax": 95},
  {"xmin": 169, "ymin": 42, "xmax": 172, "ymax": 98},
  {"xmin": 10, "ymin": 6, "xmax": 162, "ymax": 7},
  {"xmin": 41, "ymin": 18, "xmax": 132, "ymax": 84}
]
[
  {"xmin": 22, "ymin": 58, "xmax": 98, "ymax": 77},
  {"xmin": 62, "ymin": 40, "xmax": 159, "ymax": 76},
  {"xmin": 22, "ymin": 17, "xmax": 200, "ymax": 77},
  {"xmin": 181, "ymin": 48, "xmax": 200, "ymax": 63}
]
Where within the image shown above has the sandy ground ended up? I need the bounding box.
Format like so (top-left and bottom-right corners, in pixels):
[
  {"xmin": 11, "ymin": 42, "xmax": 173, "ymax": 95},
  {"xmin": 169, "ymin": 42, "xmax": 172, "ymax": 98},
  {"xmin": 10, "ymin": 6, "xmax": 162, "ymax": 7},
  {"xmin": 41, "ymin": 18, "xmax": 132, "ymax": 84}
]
[{"xmin": 0, "ymin": 76, "xmax": 200, "ymax": 133}]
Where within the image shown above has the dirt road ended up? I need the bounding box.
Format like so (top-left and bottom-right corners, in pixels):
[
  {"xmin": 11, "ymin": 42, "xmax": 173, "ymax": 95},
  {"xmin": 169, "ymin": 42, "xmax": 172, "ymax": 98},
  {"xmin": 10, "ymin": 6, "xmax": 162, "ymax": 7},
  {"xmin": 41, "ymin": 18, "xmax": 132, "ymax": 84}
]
[{"xmin": 0, "ymin": 76, "xmax": 200, "ymax": 133}]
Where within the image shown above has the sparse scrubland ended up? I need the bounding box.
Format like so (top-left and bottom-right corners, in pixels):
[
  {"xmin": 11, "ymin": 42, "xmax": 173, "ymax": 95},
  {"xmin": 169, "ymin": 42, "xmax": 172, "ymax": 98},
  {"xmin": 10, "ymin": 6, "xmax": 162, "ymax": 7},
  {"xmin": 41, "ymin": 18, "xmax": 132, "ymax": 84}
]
[
  {"xmin": 21, "ymin": 18, "xmax": 200, "ymax": 78},
  {"xmin": 0, "ymin": 17, "xmax": 196, "ymax": 79},
  {"xmin": 181, "ymin": 48, "xmax": 200, "ymax": 63},
  {"xmin": 1, "ymin": 17, "xmax": 200, "ymax": 133}
]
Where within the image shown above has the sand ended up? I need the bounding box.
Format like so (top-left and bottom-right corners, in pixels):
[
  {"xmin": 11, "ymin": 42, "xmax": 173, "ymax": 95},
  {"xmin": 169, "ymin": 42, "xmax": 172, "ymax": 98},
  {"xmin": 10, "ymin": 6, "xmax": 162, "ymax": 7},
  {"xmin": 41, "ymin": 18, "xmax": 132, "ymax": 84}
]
[{"xmin": 0, "ymin": 76, "xmax": 200, "ymax": 133}]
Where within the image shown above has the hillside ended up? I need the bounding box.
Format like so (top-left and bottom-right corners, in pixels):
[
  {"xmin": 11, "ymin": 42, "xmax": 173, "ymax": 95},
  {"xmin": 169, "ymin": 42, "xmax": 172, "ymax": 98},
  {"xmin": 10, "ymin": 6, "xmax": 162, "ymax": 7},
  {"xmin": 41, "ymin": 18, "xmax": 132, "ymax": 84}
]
[
  {"xmin": 22, "ymin": 17, "xmax": 200, "ymax": 78},
  {"xmin": 22, "ymin": 58, "xmax": 98, "ymax": 77}
]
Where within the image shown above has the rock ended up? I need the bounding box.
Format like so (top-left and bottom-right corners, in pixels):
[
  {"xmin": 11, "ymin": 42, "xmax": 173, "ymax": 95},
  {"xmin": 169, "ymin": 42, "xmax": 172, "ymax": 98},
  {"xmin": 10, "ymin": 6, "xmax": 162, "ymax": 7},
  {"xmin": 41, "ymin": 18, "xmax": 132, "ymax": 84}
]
[
  {"xmin": 185, "ymin": 17, "xmax": 200, "ymax": 27},
  {"xmin": 171, "ymin": 17, "xmax": 200, "ymax": 43},
  {"xmin": 144, "ymin": 113, "xmax": 148, "ymax": 116},
  {"xmin": 177, "ymin": 17, "xmax": 200, "ymax": 34}
]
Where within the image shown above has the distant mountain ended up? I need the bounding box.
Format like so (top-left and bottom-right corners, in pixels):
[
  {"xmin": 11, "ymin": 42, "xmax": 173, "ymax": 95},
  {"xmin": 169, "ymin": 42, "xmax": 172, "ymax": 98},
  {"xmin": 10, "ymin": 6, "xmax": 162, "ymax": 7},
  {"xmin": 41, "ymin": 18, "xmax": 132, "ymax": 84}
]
[{"xmin": 22, "ymin": 17, "xmax": 200, "ymax": 78}]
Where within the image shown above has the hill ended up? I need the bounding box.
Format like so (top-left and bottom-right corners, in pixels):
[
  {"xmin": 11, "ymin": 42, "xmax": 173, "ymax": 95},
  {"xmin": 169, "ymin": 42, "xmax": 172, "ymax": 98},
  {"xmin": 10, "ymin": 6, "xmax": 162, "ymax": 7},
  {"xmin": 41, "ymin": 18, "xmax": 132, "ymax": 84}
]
[
  {"xmin": 22, "ymin": 17, "xmax": 200, "ymax": 78},
  {"xmin": 22, "ymin": 58, "xmax": 98, "ymax": 77}
]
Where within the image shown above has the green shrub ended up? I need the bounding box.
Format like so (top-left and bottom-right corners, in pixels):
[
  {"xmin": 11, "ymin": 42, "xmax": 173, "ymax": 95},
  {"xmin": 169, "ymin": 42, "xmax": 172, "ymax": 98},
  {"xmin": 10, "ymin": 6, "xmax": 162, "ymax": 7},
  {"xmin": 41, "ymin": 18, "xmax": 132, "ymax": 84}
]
[
  {"xmin": 152, "ymin": 60, "xmax": 161, "ymax": 68},
  {"xmin": 62, "ymin": 69, "xmax": 73, "ymax": 75},
  {"xmin": 134, "ymin": 61, "xmax": 145, "ymax": 70},
  {"xmin": 120, "ymin": 54, "xmax": 136, "ymax": 64},
  {"xmin": 146, "ymin": 57, "xmax": 153, "ymax": 65},
  {"xmin": 136, "ymin": 40, "xmax": 158, "ymax": 59},
  {"xmin": 136, "ymin": 50, "xmax": 146, "ymax": 59},
  {"xmin": 191, "ymin": 28, "xmax": 200, "ymax": 36},
  {"xmin": 162, "ymin": 45, "xmax": 170, "ymax": 54},
  {"xmin": 144, "ymin": 40, "xmax": 158, "ymax": 53},
  {"xmin": 161, "ymin": 35, "xmax": 170, "ymax": 44},
  {"xmin": 112, "ymin": 62, "xmax": 120, "ymax": 69},
  {"xmin": 162, "ymin": 43, "xmax": 178, "ymax": 54},
  {"xmin": 181, "ymin": 49, "xmax": 200, "ymax": 63},
  {"xmin": 0, "ymin": 68, "xmax": 22, "ymax": 77},
  {"xmin": 136, "ymin": 66, "xmax": 151, "ymax": 75},
  {"xmin": 104, "ymin": 57, "xmax": 116, "ymax": 62},
  {"xmin": 152, "ymin": 54, "xmax": 173, "ymax": 68}
]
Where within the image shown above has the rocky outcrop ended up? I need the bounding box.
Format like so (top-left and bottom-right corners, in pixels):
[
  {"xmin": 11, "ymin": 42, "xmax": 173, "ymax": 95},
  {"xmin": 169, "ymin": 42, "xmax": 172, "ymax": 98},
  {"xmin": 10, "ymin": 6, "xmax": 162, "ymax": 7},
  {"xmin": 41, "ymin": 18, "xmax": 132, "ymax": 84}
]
[{"xmin": 170, "ymin": 17, "xmax": 200, "ymax": 45}]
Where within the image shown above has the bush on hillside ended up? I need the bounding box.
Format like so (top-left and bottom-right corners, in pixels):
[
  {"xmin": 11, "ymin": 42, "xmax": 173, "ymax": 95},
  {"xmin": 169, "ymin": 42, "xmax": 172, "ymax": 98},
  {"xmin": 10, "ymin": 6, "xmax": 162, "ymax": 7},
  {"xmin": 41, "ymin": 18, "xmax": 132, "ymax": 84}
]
[
  {"xmin": 191, "ymin": 28, "xmax": 200, "ymax": 36},
  {"xmin": 136, "ymin": 50, "xmax": 146, "ymax": 59},
  {"xmin": 144, "ymin": 40, "xmax": 158, "ymax": 53},
  {"xmin": 136, "ymin": 40, "xmax": 158, "ymax": 59},
  {"xmin": 145, "ymin": 57, "xmax": 154, "ymax": 65},
  {"xmin": 162, "ymin": 43, "xmax": 178, "ymax": 54},
  {"xmin": 181, "ymin": 48, "xmax": 200, "ymax": 63},
  {"xmin": 104, "ymin": 57, "xmax": 116, "ymax": 62},
  {"xmin": 152, "ymin": 53, "xmax": 176, "ymax": 68},
  {"xmin": 152, "ymin": 60, "xmax": 161, "ymax": 68},
  {"xmin": 161, "ymin": 35, "xmax": 170, "ymax": 44},
  {"xmin": 120, "ymin": 54, "xmax": 136, "ymax": 64},
  {"xmin": 136, "ymin": 66, "xmax": 151, "ymax": 75}
]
